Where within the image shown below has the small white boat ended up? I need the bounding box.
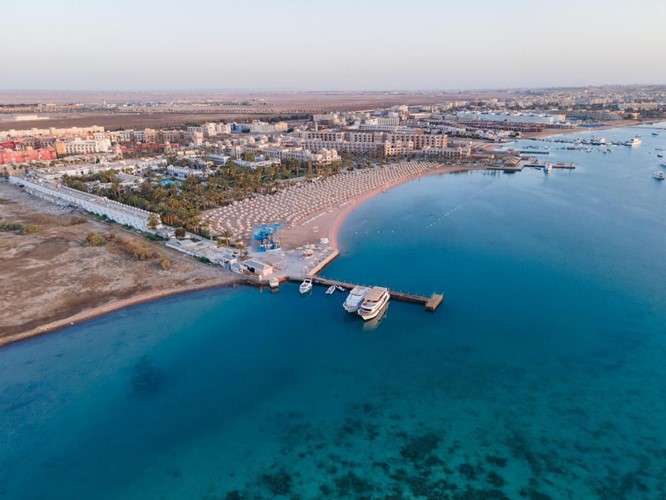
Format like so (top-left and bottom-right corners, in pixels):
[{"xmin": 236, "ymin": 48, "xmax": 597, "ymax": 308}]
[
  {"xmin": 653, "ymin": 171, "xmax": 665, "ymax": 180},
  {"xmin": 336, "ymin": 285, "xmax": 345, "ymax": 292},
  {"xmin": 543, "ymin": 163, "xmax": 553, "ymax": 174},
  {"xmin": 269, "ymin": 277, "xmax": 279, "ymax": 289},
  {"xmin": 299, "ymin": 278, "xmax": 313, "ymax": 294},
  {"xmin": 358, "ymin": 287, "xmax": 390, "ymax": 321},
  {"xmin": 326, "ymin": 285, "xmax": 336, "ymax": 295},
  {"xmin": 343, "ymin": 286, "xmax": 371, "ymax": 313}
]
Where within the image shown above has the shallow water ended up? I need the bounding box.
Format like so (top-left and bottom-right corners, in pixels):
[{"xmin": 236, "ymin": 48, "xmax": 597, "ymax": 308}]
[{"xmin": 1, "ymin": 125, "xmax": 665, "ymax": 499}]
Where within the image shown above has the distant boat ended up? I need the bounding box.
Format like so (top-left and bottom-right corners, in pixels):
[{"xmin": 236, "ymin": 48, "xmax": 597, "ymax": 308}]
[
  {"xmin": 343, "ymin": 286, "xmax": 371, "ymax": 313},
  {"xmin": 652, "ymin": 132, "xmax": 660, "ymax": 136},
  {"xmin": 269, "ymin": 277, "xmax": 279, "ymax": 289},
  {"xmin": 358, "ymin": 287, "xmax": 390, "ymax": 321},
  {"xmin": 543, "ymin": 163, "xmax": 553, "ymax": 174},
  {"xmin": 653, "ymin": 171, "xmax": 665, "ymax": 180},
  {"xmin": 326, "ymin": 285, "xmax": 336, "ymax": 295},
  {"xmin": 624, "ymin": 137, "xmax": 642, "ymax": 147},
  {"xmin": 299, "ymin": 278, "xmax": 313, "ymax": 294},
  {"xmin": 336, "ymin": 285, "xmax": 345, "ymax": 292}
]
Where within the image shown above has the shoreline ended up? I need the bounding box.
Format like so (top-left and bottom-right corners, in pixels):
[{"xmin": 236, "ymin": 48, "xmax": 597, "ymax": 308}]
[
  {"xmin": 2, "ymin": 163, "xmax": 477, "ymax": 348},
  {"xmin": 523, "ymin": 118, "xmax": 662, "ymax": 139},
  {"xmin": 325, "ymin": 165, "xmax": 478, "ymax": 253},
  {"xmin": 0, "ymin": 278, "xmax": 241, "ymax": 349},
  {"xmin": 277, "ymin": 163, "xmax": 480, "ymax": 252}
]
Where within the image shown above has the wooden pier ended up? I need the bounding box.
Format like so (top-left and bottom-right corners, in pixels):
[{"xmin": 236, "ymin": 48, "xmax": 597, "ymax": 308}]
[{"xmin": 288, "ymin": 275, "xmax": 444, "ymax": 312}]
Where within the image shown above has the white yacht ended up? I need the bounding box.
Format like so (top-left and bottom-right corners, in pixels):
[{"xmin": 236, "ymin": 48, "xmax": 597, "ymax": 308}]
[
  {"xmin": 269, "ymin": 277, "xmax": 280, "ymax": 289},
  {"xmin": 358, "ymin": 287, "xmax": 390, "ymax": 321},
  {"xmin": 543, "ymin": 163, "xmax": 553, "ymax": 174},
  {"xmin": 363, "ymin": 303, "xmax": 389, "ymax": 331},
  {"xmin": 625, "ymin": 137, "xmax": 642, "ymax": 147},
  {"xmin": 299, "ymin": 277, "xmax": 313, "ymax": 294},
  {"xmin": 653, "ymin": 171, "xmax": 665, "ymax": 180},
  {"xmin": 343, "ymin": 286, "xmax": 371, "ymax": 313},
  {"xmin": 326, "ymin": 285, "xmax": 336, "ymax": 295}
]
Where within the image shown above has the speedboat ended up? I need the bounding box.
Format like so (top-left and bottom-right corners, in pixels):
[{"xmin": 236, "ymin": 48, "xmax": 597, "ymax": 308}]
[
  {"xmin": 326, "ymin": 285, "xmax": 336, "ymax": 295},
  {"xmin": 653, "ymin": 171, "xmax": 665, "ymax": 180},
  {"xmin": 299, "ymin": 278, "xmax": 313, "ymax": 294},
  {"xmin": 358, "ymin": 287, "xmax": 390, "ymax": 321},
  {"xmin": 343, "ymin": 286, "xmax": 371, "ymax": 313}
]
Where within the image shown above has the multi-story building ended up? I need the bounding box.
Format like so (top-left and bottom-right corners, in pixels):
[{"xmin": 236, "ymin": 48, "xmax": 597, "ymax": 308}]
[
  {"xmin": 62, "ymin": 138, "xmax": 112, "ymax": 155},
  {"xmin": 261, "ymin": 146, "xmax": 340, "ymax": 165}
]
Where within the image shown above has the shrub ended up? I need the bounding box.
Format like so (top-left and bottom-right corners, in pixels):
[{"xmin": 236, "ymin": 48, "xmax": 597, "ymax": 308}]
[
  {"xmin": 68, "ymin": 216, "xmax": 88, "ymax": 225},
  {"xmin": 85, "ymin": 232, "xmax": 107, "ymax": 247},
  {"xmin": 20, "ymin": 224, "xmax": 42, "ymax": 235},
  {"xmin": 0, "ymin": 219, "xmax": 41, "ymax": 235},
  {"xmin": 159, "ymin": 257, "xmax": 172, "ymax": 271},
  {"xmin": 118, "ymin": 237, "xmax": 158, "ymax": 261}
]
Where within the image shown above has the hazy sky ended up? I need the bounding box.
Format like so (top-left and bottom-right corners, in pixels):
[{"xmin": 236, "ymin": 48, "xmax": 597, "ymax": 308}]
[{"xmin": 2, "ymin": 0, "xmax": 665, "ymax": 90}]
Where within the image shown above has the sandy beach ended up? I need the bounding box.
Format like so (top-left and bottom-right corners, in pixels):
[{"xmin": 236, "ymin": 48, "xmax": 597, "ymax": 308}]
[
  {"xmin": 280, "ymin": 164, "xmax": 478, "ymax": 252},
  {"xmin": 203, "ymin": 161, "xmax": 479, "ymax": 251}
]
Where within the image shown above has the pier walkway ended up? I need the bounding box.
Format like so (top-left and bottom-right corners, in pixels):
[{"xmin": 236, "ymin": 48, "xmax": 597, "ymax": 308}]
[{"xmin": 286, "ymin": 275, "xmax": 443, "ymax": 312}]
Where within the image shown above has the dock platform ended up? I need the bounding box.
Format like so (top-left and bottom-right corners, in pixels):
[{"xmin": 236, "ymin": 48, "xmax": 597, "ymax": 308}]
[{"xmin": 288, "ymin": 275, "xmax": 444, "ymax": 312}]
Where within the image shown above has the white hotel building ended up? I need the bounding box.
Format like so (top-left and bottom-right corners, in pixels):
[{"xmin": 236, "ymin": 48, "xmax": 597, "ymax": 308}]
[
  {"xmin": 9, "ymin": 175, "xmax": 159, "ymax": 231},
  {"xmin": 63, "ymin": 138, "xmax": 112, "ymax": 155}
]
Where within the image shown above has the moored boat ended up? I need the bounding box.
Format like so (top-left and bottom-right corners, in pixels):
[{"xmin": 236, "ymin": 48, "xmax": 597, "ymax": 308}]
[
  {"xmin": 358, "ymin": 287, "xmax": 390, "ymax": 321},
  {"xmin": 653, "ymin": 171, "xmax": 665, "ymax": 180},
  {"xmin": 343, "ymin": 286, "xmax": 371, "ymax": 313},
  {"xmin": 299, "ymin": 277, "xmax": 313, "ymax": 294},
  {"xmin": 269, "ymin": 277, "xmax": 280, "ymax": 289},
  {"xmin": 326, "ymin": 285, "xmax": 336, "ymax": 295}
]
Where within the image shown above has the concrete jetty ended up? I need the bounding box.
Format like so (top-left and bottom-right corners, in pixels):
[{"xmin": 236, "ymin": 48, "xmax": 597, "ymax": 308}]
[{"xmin": 288, "ymin": 275, "xmax": 444, "ymax": 312}]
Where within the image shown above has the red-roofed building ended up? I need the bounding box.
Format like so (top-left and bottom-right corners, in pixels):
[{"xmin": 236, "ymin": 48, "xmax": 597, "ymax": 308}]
[{"xmin": 0, "ymin": 147, "xmax": 58, "ymax": 165}]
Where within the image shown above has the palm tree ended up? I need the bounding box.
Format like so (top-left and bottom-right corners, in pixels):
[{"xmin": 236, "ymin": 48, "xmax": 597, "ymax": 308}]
[
  {"xmin": 147, "ymin": 213, "xmax": 160, "ymax": 230},
  {"xmin": 236, "ymin": 241, "xmax": 248, "ymax": 260},
  {"xmin": 221, "ymin": 229, "xmax": 233, "ymax": 247}
]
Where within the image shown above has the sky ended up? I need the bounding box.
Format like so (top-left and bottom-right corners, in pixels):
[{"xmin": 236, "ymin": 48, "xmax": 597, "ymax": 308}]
[{"xmin": 2, "ymin": 0, "xmax": 665, "ymax": 91}]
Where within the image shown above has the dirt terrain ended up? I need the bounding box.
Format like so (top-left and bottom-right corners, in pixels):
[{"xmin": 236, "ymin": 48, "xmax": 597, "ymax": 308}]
[
  {"xmin": 0, "ymin": 182, "xmax": 238, "ymax": 346},
  {"xmin": 0, "ymin": 91, "xmax": 465, "ymax": 131}
]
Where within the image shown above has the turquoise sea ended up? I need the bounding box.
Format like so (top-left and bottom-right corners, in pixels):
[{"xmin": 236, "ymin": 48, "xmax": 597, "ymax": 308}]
[{"xmin": 1, "ymin": 125, "xmax": 666, "ymax": 499}]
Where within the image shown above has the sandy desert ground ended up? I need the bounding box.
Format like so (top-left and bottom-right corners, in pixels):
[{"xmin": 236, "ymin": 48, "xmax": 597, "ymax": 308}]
[{"xmin": 0, "ymin": 182, "xmax": 238, "ymax": 347}]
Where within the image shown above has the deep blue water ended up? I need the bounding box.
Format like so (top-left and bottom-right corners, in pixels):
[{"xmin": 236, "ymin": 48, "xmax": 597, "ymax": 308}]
[{"xmin": 1, "ymin": 125, "xmax": 666, "ymax": 499}]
